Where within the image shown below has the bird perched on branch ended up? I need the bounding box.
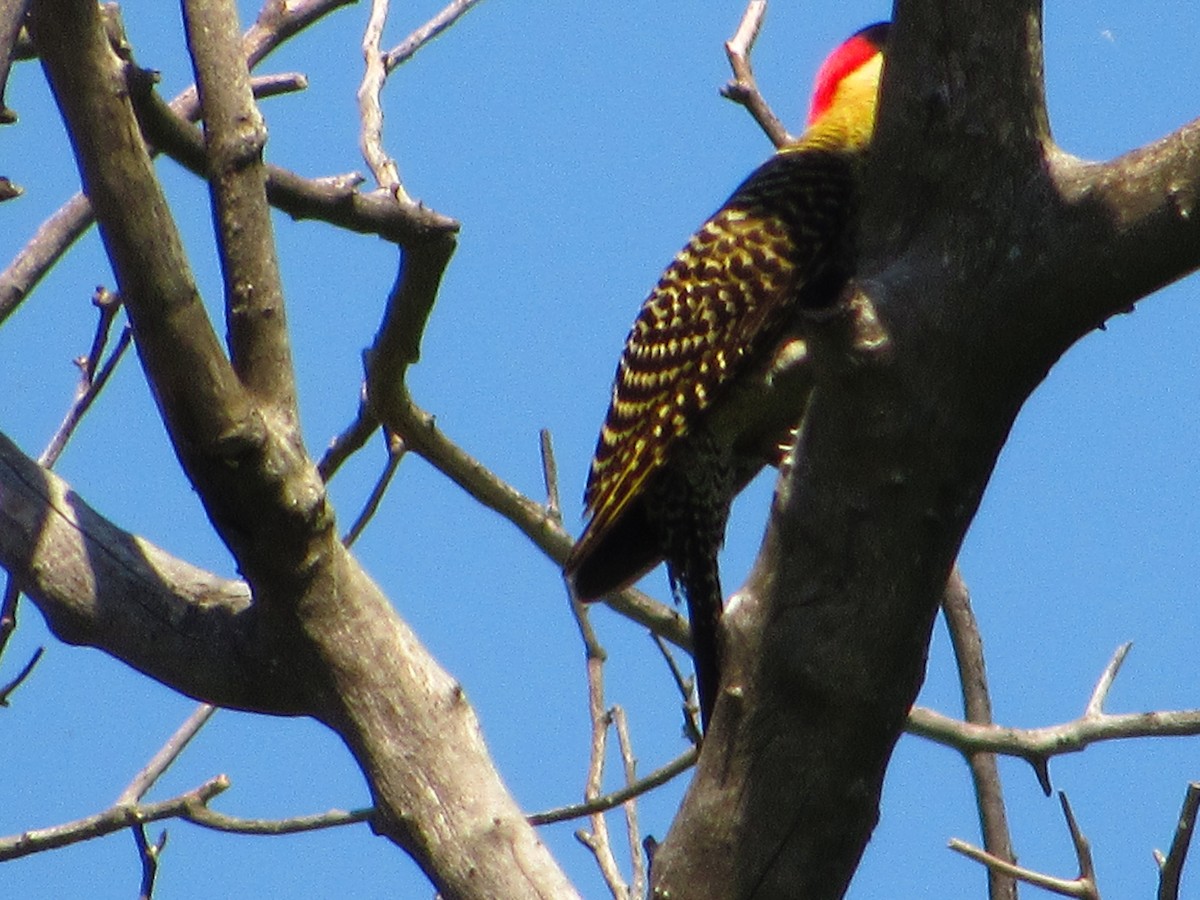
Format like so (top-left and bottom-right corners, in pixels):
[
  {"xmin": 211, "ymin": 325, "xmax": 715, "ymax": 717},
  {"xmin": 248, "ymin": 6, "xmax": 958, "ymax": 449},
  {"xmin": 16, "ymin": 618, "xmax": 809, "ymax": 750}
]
[{"xmin": 565, "ymin": 23, "xmax": 889, "ymax": 729}]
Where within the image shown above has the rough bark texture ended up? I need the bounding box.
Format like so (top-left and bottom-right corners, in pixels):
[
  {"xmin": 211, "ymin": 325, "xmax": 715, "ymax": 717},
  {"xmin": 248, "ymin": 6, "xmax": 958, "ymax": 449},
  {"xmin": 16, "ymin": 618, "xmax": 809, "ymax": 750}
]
[
  {"xmin": 648, "ymin": 1, "xmax": 1200, "ymax": 897},
  {"xmin": 16, "ymin": 0, "xmax": 578, "ymax": 897}
]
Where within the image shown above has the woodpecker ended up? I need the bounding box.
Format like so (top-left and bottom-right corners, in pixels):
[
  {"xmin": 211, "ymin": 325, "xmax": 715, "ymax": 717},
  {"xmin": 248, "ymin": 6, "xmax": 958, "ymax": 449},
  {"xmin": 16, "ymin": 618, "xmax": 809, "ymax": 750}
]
[{"xmin": 565, "ymin": 23, "xmax": 889, "ymax": 728}]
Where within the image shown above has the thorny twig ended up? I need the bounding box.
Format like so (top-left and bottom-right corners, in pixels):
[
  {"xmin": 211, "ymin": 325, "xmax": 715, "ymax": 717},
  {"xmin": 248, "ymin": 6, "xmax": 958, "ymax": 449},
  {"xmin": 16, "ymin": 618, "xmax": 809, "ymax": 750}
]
[
  {"xmin": 908, "ymin": 642, "xmax": 1200, "ymax": 777},
  {"xmin": 951, "ymin": 793, "xmax": 1100, "ymax": 899}
]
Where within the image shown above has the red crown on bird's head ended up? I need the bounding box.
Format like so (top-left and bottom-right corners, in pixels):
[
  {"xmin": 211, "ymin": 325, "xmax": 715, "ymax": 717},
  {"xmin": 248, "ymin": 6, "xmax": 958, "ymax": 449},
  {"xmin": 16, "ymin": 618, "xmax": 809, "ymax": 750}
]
[{"xmin": 807, "ymin": 22, "xmax": 889, "ymax": 126}]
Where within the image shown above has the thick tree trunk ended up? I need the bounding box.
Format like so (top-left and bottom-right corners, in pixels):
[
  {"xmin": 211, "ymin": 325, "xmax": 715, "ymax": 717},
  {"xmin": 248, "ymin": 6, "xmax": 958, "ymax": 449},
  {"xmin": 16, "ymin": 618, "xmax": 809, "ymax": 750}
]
[{"xmin": 649, "ymin": 1, "xmax": 1200, "ymax": 896}]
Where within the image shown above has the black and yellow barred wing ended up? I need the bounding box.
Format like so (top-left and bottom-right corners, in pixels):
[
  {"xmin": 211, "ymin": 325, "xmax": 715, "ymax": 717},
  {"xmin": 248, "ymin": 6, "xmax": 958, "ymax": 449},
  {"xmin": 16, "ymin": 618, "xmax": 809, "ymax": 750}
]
[{"xmin": 568, "ymin": 147, "xmax": 859, "ymax": 595}]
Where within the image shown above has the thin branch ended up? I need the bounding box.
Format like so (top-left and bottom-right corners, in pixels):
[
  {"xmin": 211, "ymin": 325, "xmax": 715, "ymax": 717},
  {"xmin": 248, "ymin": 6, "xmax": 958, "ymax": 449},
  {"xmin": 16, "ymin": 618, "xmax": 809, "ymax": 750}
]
[
  {"xmin": 529, "ymin": 748, "xmax": 697, "ymax": 827},
  {"xmin": 941, "ymin": 568, "xmax": 1017, "ymax": 900},
  {"xmin": 1157, "ymin": 782, "xmax": 1200, "ymax": 900},
  {"xmin": 612, "ymin": 706, "xmax": 646, "ymax": 899},
  {"xmin": 240, "ymin": 70, "xmax": 308, "ymax": 100},
  {"xmin": 908, "ymin": 642, "xmax": 1200, "ymax": 762},
  {"xmin": 384, "ymin": 0, "xmax": 487, "ymax": 72},
  {"xmin": 242, "ymin": 0, "xmax": 355, "ymax": 71},
  {"xmin": 2, "ymin": 308, "xmax": 129, "ymax": 671},
  {"xmin": 182, "ymin": 0, "xmax": 295, "ymax": 412},
  {"xmin": 719, "ymin": 0, "xmax": 792, "ymax": 148},
  {"xmin": 1, "ymin": 0, "xmax": 352, "ymax": 326},
  {"xmin": 566, "ymin": 536, "xmax": 628, "ymax": 898},
  {"xmin": 127, "ymin": 74, "xmax": 457, "ymax": 243},
  {"xmin": 341, "ymin": 430, "xmax": 406, "ymax": 546},
  {"xmin": 950, "ymin": 793, "xmax": 1100, "ymax": 899},
  {"xmin": 0, "ymin": 192, "xmax": 93, "ymax": 326},
  {"xmin": 181, "ymin": 804, "xmax": 372, "ymax": 835},
  {"xmin": 652, "ymin": 632, "xmax": 701, "ymax": 742},
  {"xmin": 40, "ymin": 322, "xmax": 132, "ymax": 469},
  {"xmin": 132, "ymin": 825, "xmax": 167, "ymax": 900},
  {"xmin": 540, "ymin": 428, "xmax": 561, "ymax": 523},
  {"xmin": 358, "ymin": 0, "xmax": 406, "ymax": 197},
  {"xmin": 0, "ymin": 777, "xmax": 230, "ymax": 862},
  {"xmin": 1084, "ymin": 641, "xmax": 1131, "ymax": 718},
  {"xmin": 380, "ymin": 384, "xmax": 689, "ymax": 646},
  {"xmin": 0, "ymin": 646, "xmax": 44, "ymax": 706},
  {"xmin": 117, "ymin": 704, "xmax": 218, "ymax": 805},
  {"xmin": 577, "ymin": 676, "xmax": 626, "ymax": 898},
  {"xmin": 318, "ymin": 397, "xmax": 380, "ymax": 481}
]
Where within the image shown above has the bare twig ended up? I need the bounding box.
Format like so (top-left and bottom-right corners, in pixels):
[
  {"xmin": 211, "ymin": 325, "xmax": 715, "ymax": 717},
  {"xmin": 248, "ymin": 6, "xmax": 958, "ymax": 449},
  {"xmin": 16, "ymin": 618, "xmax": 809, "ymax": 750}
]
[
  {"xmin": 908, "ymin": 643, "xmax": 1200, "ymax": 765},
  {"xmin": 941, "ymin": 568, "xmax": 1017, "ymax": 900},
  {"xmin": 1156, "ymin": 782, "xmax": 1200, "ymax": 900},
  {"xmin": 358, "ymin": 0, "xmax": 406, "ymax": 197},
  {"xmin": 132, "ymin": 825, "xmax": 167, "ymax": 900},
  {"xmin": 651, "ymin": 632, "xmax": 701, "ymax": 742},
  {"xmin": 540, "ymin": 428, "xmax": 561, "ymax": 522},
  {"xmin": 341, "ymin": 430, "xmax": 407, "ymax": 546},
  {"xmin": 181, "ymin": 804, "xmax": 372, "ymax": 835},
  {"xmin": 950, "ymin": 793, "xmax": 1100, "ymax": 899},
  {"xmin": 529, "ymin": 747, "xmax": 697, "ymax": 826},
  {"xmin": 319, "ymin": 398, "xmax": 380, "ymax": 481},
  {"xmin": 0, "ymin": 646, "xmax": 44, "ymax": 706},
  {"xmin": 576, "ymin": 680, "xmax": 627, "ymax": 898},
  {"xmin": 384, "ymin": 0, "xmax": 487, "ymax": 72},
  {"xmin": 0, "ymin": 777, "xmax": 230, "ymax": 862},
  {"xmin": 117, "ymin": 704, "xmax": 218, "ymax": 804},
  {"xmin": 0, "ymin": 773, "xmax": 372, "ymax": 863},
  {"xmin": 1, "ymin": 0, "xmax": 352, "ymax": 326},
  {"xmin": 719, "ymin": 0, "xmax": 792, "ymax": 148},
  {"xmin": 1084, "ymin": 641, "xmax": 1131, "ymax": 718},
  {"xmin": 612, "ymin": 706, "xmax": 646, "ymax": 899},
  {"xmin": 566, "ymin": 534, "xmax": 627, "ymax": 898},
  {"xmin": 241, "ymin": 70, "xmax": 308, "ymax": 100},
  {"xmin": 242, "ymin": 0, "xmax": 355, "ymax": 71},
  {"xmin": 40, "ymin": 323, "xmax": 132, "ymax": 469}
]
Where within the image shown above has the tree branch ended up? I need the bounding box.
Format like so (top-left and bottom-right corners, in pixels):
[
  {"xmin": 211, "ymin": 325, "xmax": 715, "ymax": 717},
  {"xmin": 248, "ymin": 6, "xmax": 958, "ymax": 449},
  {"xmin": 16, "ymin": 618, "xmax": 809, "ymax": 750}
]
[
  {"xmin": 1157, "ymin": 782, "xmax": 1200, "ymax": 900},
  {"xmin": 941, "ymin": 570, "xmax": 1017, "ymax": 900},
  {"xmin": 0, "ymin": 777, "xmax": 230, "ymax": 862},
  {"xmin": 951, "ymin": 793, "xmax": 1100, "ymax": 900},
  {"xmin": 182, "ymin": 0, "xmax": 296, "ymax": 413},
  {"xmin": 907, "ymin": 642, "xmax": 1200, "ymax": 763},
  {"xmin": 719, "ymin": 0, "xmax": 792, "ymax": 148},
  {"xmin": 651, "ymin": 1, "xmax": 1200, "ymax": 896}
]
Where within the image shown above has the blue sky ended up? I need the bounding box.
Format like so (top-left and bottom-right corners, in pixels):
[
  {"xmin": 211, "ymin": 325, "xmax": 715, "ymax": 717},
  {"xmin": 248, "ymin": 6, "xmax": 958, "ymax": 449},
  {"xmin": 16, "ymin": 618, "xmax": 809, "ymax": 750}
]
[{"xmin": 2, "ymin": 1, "xmax": 1199, "ymax": 897}]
